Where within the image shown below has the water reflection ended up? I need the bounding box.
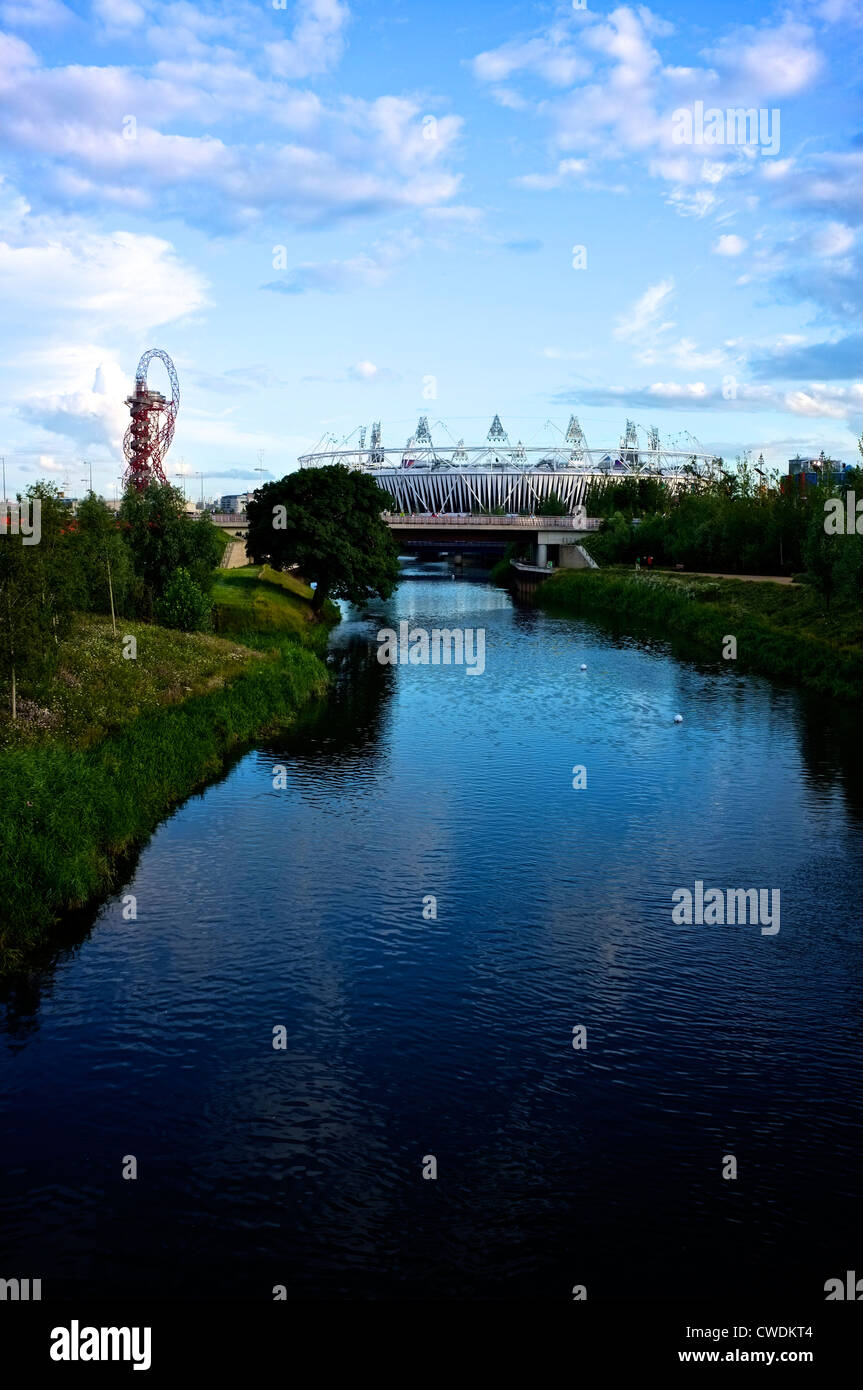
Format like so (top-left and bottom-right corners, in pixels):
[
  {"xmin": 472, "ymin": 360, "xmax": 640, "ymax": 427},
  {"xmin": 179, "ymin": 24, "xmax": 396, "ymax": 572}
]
[{"xmin": 1, "ymin": 564, "xmax": 861, "ymax": 1301}]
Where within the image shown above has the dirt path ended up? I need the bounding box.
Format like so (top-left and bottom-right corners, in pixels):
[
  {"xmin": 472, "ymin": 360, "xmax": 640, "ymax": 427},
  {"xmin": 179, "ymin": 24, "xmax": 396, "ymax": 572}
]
[
  {"xmin": 221, "ymin": 538, "xmax": 250, "ymax": 568},
  {"xmin": 657, "ymin": 569, "xmax": 794, "ymax": 586}
]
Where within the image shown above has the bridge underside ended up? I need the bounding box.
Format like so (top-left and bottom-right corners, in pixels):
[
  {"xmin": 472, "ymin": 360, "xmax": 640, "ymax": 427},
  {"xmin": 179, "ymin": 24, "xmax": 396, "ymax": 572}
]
[
  {"xmin": 389, "ymin": 519, "xmax": 595, "ymax": 573},
  {"xmin": 394, "ymin": 533, "xmax": 509, "ymax": 553}
]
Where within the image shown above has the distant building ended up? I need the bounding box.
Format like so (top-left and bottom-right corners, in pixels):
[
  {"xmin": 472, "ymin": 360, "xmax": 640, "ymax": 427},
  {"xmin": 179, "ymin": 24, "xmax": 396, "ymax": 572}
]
[
  {"xmin": 218, "ymin": 492, "xmax": 252, "ymax": 515},
  {"xmin": 786, "ymin": 454, "xmax": 851, "ymax": 492}
]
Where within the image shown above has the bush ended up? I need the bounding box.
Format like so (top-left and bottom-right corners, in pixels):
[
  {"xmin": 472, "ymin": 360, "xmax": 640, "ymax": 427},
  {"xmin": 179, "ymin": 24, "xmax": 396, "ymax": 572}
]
[{"xmin": 153, "ymin": 568, "xmax": 212, "ymax": 632}]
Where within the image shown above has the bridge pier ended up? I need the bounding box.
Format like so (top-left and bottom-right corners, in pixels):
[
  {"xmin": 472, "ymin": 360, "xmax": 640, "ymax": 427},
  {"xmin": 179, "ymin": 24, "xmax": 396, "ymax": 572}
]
[{"xmin": 535, "ymin": 542, "xmax": 548, "ymax": 568}]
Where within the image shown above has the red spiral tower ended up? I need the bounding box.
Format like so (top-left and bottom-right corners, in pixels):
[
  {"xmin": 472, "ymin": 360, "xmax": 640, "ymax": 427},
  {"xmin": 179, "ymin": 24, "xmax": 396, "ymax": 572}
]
[{"xmin": 123, "ymin": 349, "xmax": 180, "ymax": 491}]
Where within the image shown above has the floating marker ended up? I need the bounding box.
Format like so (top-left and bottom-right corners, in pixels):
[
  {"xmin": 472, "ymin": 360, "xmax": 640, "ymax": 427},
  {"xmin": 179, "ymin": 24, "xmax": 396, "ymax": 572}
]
[
  {"xmin": 580, "ymin": 663, "xmax": 587, "ymax": 671},
  {"xmin": 674, "ymin": 713, "xmax": 683, "ymax": 723}
]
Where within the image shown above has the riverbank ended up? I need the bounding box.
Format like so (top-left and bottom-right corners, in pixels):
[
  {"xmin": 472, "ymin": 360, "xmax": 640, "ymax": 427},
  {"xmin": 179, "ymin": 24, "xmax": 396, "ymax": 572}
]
[
  {"xmin": 536, "ymin": 568, "xmax": 863, "ymax": 702},
  {"xmin": 0, "ymin": 575, "xmax": 332, "ymax": 969},
  {"xmin": 211, "ymin": 565, "xmax": 339, "ymax": 651}
]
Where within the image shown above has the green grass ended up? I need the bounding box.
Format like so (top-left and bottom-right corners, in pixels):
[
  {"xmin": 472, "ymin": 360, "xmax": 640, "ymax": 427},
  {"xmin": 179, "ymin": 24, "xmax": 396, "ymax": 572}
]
[
  {"xmin": 0, "ymin": 570, "xmax": 336, "ymax": 969},
  {"xmin": 537, "ymin": 568, "xmax": 863, "ymax": 703},
  {"xmin": 0, "ymin": 615, "xmax": 265, "ymax": 751},
  {"xmin": 211, "ymin": 564, "xmax": 337, "ymax": 649}
]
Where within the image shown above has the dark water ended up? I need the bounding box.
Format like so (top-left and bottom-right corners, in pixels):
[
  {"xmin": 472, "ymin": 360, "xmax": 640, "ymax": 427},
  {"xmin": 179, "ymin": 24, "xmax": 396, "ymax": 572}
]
[{"xmin": 1, "ymin": 567, "xmax": 861, "ymax": 1301}]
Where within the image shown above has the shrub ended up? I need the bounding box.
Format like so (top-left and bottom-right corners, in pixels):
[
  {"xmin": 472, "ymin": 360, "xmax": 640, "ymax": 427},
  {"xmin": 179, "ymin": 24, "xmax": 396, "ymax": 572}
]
[{"xmin": 153, "ymin": 568, "xmax": 212, "ymax": 632}]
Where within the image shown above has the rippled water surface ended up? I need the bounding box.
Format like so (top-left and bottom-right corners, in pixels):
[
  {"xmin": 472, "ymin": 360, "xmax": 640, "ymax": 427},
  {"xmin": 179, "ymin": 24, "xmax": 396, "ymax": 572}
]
[{"xmin": 2, "ymin": 567, "xmax": 861, "ymax": 1300}]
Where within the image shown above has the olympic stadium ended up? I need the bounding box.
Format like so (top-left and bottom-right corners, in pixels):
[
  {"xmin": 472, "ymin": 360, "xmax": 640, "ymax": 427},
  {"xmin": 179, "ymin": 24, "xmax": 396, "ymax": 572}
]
[{"xmin": 298, "ymin": 415, "xmax": 720, "ymax": 516}]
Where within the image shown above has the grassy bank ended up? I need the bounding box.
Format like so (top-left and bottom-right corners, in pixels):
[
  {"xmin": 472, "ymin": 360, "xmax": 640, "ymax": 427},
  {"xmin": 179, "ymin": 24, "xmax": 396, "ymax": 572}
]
[
  {"xmin": 211, "ymin": 564, "xmax": 339, "ymax": 650},
  {"xmin": 0, "ymin": 577, "xmax": 333, "ymax": 968},
  {"xmin": 536, "ymin": 568, "xmax": 863, "ymax": 703}
]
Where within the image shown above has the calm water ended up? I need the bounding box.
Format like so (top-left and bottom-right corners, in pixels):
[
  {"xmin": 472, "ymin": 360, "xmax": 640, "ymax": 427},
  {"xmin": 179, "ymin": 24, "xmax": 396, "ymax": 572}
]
[{"xmin": 1, "ymin": 565, "xmax": 861, "ymax": 1301}]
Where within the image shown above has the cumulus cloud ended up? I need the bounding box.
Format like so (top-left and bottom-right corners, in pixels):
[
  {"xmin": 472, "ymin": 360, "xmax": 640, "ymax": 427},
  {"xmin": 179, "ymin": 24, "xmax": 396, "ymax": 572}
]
[
  {"xmin": 713, "ymin": 233, "xmax": 747, "ymax": 255},
  {"xmin": 0, "ymin": 186, "xmax": 207, "ymax": 456},
  {"xmin": 471, "ymin": 7, "xmax": 825, "ymax": 220},
  {"xmin": 0, "ymin": 14, "xmax": 463, "ymax": 230},
  {"xmin": 705, "ymin": 19, "xmax": 823, "ymax": 98},
  {"xmin": 266, "ymin": 0, "xmax": 350, "ymax": 80},
  {"xmin": 554, "ymin": 378, "xmax": 863, "ymax": 421},
  {"xmin": 0, "ymin": 225, "xmax": 207, "ymax": 333},
  {"xmin": 19, "ymin": 359, "xmax": 131, "ymax": 450}
]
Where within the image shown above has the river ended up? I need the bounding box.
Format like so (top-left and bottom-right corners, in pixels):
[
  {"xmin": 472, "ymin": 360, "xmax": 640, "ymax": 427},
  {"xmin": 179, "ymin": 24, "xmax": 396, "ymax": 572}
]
[{"xmin": 1, "ymin": 562, "xmax": 861, "ymax": 1301}]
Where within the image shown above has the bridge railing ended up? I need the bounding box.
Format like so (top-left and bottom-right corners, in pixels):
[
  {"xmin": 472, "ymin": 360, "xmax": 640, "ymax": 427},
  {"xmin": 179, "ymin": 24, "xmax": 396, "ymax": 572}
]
[
  {"xmin": 384, "ymin": 513, "xmax": 600, "ymax": 529},
  {"xmin": 209, "ymin": 511, "xmax": 601, "ymax": 529}
]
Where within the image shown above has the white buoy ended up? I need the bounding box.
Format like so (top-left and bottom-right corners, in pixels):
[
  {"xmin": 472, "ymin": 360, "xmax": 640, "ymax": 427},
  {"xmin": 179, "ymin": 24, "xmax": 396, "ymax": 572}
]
[
  {"xmin": 580, "ymin": 663, "xmax": 587, "ymax": 671},
  {"xmin": 673, "ymin": 713, "xmax": 683, "ymax": 723}
]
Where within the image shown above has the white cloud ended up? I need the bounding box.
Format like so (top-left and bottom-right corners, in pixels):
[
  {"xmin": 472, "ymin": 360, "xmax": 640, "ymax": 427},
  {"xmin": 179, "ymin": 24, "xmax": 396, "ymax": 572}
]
[
  {"xmin": 0, "ymin": 22, "xmax": 463, "ymax": 229},
  {"xmin": 0, "ymin": 190, "xmax": 207, "ymax": 456},
  {"xmin": 761, "ymin": 158, "xmax": 795, "ymax": 182},
  {"xmin": 350, "ymin": 360, "xmax": 379, "ymax": 380},
  {"xmin": 813, "ymin": 221, "xmax": 855, "ymax": 258},
  {"xmin": 93, "ymin": 0, "xmax": 146, "ymax": 27},
  {"xmin": 713, "ymin": 233, "xmax": 747, "ymax": 256},
  {"xmin": 0, "ymin": 0, "xmax": 73, "ymax": 25},
  {"xmin": 665, "ymin": 187, "xmax": 719, "ymax": 219},
  {"xmin": 266, "ymin": 0, "xmax": 350, "ymax": 79},
  {"xmin": 472, "ymin": 35, "xmax": 588, "ymax": 88},
  {"xmin": 19, "ymin": 359, "xmax": 131, "ymax": 450},
  {"xmin": 707, "ymin": 19, "xmax": 823, "ymax": 99},
  {"xmin": 514, "ymin": 158, "xmax": 586, "ymax": 191},
  {"xmin": 614, "ymin": 276, "xmax": 675, "ymax": 341},
  {"xmin": 566, "ymin": 379, "xmax": 863, "ymax": 420},
  {"xmin": 0, "ymin": 226, "xmax": 207, "ymax": 333}
]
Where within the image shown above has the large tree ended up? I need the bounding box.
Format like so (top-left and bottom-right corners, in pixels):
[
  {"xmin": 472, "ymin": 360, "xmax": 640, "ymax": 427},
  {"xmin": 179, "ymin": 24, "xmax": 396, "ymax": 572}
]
[{"xmin": 246, "ymin": 465, "xmax": 400, "ymax": 611}]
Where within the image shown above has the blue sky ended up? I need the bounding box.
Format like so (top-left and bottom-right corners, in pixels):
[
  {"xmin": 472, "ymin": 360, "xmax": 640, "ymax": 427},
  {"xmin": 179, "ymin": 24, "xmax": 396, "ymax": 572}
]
[{"xmin": 0, "ymin": 0, "xmax": 861, "ymax": 496}]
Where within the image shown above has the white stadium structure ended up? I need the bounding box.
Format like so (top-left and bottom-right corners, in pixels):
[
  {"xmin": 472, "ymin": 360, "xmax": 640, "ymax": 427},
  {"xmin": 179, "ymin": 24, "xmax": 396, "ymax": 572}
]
[{"xmin": 298, "ymin": 416, "xmax": 720, "ymax": 516}]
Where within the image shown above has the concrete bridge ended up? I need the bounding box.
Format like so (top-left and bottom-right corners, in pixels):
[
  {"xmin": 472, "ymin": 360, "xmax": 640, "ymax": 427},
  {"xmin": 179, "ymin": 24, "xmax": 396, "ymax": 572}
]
[
  {"xmin": 385, "ymin": 513, "xmax": 601, "ymax": 569},
  {"xmin": 210, "ymin": 510, "xmax": 601, "ymax": 571},
  {"xmin": 211, "ymin": 513, "xmax": 248, "ymax": 537}
]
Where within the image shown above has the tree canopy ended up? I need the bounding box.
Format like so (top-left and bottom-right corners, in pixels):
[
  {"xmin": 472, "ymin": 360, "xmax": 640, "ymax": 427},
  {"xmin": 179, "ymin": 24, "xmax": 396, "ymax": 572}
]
[{"xmin": 246, "ymin": 465, "xmax": 400, "ymax": 610}]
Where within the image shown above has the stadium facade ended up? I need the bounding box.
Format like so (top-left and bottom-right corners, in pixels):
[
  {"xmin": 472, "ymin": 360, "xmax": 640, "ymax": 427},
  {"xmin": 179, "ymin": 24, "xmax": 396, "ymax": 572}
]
[{"xmin": 298, "ymin": 416, "xmax": 718, "ymax": 516}]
